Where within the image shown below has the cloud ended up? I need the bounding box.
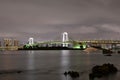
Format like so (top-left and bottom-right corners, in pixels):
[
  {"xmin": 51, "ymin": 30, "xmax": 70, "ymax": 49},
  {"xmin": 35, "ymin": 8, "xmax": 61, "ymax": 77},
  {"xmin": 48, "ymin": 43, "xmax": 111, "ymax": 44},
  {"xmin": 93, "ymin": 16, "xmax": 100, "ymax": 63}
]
[
  {"xmin": 0, "ymin": 0, "xmax": 120, "ymax": 41},
  {"xmin": 101, "ymin": 24, "xmax": 120, "ymax": 33}
]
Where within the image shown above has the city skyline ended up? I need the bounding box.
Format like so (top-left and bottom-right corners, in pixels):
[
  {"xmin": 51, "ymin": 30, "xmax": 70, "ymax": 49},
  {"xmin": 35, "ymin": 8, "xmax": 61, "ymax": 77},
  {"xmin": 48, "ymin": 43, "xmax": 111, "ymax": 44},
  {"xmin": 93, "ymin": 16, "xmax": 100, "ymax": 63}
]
[{"xmin": 0, "ymin": 0, "xmax": 120, "ymax": 41}]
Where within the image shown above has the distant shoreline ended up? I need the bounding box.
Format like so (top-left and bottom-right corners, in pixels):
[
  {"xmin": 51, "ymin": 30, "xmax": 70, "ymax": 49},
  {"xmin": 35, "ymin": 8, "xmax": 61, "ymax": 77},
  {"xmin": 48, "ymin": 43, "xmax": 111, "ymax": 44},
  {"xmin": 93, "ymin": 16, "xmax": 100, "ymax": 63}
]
[{"xmin": 18, "ymin": 47, "xmax": 85, "ymax": 50}]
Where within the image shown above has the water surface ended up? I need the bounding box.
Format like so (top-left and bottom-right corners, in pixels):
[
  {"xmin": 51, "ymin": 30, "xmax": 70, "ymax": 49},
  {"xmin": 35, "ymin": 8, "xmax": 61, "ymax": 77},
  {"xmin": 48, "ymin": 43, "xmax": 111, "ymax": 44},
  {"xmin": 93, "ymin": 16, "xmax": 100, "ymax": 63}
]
[{"xmin": 0, "ymin": 50, "xmax": 119, "ymax": 80}]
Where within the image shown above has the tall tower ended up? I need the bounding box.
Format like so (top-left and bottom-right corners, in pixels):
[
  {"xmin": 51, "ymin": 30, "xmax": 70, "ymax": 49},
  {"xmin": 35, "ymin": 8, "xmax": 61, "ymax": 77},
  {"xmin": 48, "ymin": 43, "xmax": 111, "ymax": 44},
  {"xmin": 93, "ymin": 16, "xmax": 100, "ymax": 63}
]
[
  {"xmin": 62, "ymin": 32, "xmax": 69, "ymax": 47},
  {"xmin": 28, "ymin": 37, "xmax": 34, "ymax": 45}
]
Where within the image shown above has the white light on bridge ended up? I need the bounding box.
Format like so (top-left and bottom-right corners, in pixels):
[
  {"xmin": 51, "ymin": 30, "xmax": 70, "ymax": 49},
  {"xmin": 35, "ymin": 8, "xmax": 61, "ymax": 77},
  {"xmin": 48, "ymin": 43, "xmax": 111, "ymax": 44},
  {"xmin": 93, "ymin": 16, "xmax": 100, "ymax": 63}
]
[
  {"xmin": 62, "ymin": 32, "xmax": 69, "ymax": 47},
  {"xmin": 28, "ymin": 37, "xmax": 34, "ymax": 45}
]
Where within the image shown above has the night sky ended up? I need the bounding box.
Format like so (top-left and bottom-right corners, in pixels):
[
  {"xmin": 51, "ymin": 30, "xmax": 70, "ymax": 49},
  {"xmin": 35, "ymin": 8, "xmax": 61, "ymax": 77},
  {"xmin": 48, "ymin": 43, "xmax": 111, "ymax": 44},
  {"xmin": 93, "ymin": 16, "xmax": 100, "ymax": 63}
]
[{"xmin": 0, "ymin": 0, "xmax": 120, "ymax": 41}]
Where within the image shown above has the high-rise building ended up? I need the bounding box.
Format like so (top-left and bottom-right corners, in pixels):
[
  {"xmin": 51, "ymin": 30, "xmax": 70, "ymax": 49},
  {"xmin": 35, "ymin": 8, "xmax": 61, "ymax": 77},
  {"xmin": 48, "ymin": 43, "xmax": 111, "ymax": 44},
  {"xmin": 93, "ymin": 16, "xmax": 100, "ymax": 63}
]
[
  {"xmin": 4, "ymin": 38, "xmax": 12, "ymax": 47},
  {"xmin": 13, "ymin": 39, "xmax": 19, "ymax": 46},
  {"xmin": 3, "ymin": 38, "xmax": 19, "ymax": 47}
]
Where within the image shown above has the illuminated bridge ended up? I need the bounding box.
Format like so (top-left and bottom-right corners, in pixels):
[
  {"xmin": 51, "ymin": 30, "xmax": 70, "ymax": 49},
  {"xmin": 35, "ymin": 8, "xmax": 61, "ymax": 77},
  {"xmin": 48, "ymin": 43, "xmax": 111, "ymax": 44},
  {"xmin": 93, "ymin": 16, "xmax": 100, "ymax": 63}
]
[
  {"xmin": 78, "ymin": 40, "xmax": 120, "ymax": 44},
  {"xmin": 78, "ymin": 40, "xmax": 120, "ymax": 49},
  {"xmin": 24, "ymin": 32, "xmax": 120, "ymax": 50},
  {"xmin": 24, "ymin": 32, "xmax": 87, "ymax": 49}
]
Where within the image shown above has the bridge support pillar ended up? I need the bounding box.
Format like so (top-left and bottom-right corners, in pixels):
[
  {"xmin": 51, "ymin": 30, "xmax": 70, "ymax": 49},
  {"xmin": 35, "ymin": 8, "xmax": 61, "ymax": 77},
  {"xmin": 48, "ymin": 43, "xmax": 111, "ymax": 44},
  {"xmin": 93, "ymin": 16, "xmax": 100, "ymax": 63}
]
[
  {"xmin": 28, "ymin": 37, "xmax": 34, "ymax": 45},
  {"xmin": 62, "ymin": 32, "xmax": 69, "ymax": 47}
]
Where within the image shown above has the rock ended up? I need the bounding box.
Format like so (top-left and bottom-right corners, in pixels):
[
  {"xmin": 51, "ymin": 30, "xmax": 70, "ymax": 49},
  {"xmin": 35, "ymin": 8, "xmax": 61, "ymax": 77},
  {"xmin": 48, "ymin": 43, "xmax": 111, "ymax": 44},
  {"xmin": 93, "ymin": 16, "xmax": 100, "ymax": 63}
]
[
  {"xmin": 64, "ymin": 71, "xmax": 79, "ymax": 78},
  {"xmin": 89, "ymin": 63, "xmax": 118, "ymax": 79},
  {"xmin": 64, "ymin": 71, "xmax": 67, "ymax": 76}
]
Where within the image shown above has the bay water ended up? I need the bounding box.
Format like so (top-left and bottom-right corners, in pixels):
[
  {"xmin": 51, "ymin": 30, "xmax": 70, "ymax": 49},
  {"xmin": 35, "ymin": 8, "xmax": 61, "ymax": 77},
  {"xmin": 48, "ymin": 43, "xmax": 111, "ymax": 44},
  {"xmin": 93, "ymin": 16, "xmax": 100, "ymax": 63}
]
[{"xmin": 0, "ymin": 50, "xmax": 119, "ymax": 80}]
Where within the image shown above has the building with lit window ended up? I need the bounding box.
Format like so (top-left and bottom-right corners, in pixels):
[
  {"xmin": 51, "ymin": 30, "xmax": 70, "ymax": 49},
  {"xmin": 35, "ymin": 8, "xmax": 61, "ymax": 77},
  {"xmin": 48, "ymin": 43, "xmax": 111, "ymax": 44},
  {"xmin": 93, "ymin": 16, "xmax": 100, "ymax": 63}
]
[{"xmin": 4, "ymin": 38, "xmax": 12, "ymax": 47}]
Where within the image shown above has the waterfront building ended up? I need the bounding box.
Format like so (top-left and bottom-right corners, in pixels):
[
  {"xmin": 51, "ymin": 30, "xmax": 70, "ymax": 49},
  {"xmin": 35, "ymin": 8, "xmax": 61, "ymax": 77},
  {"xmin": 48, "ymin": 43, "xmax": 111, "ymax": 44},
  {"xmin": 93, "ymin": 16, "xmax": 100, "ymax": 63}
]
[
  {"xmin": 4, "ymin": 38, "xmax": 12, "ymax": 47},
  {"xmin": 3, "ymin": 38, "xmax": 20, "ymax": 50},
  {"xmin": 13, "ymin": 39, "xmax": 19, "ymax": 46}
]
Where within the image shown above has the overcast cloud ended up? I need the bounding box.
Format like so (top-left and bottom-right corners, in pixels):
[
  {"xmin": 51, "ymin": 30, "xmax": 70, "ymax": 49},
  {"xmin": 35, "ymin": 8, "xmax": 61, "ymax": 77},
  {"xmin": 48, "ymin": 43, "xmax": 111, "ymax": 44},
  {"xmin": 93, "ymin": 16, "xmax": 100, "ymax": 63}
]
[{"xmin": 0, "ymin": 0, "xmax": 120, "ymax": 41}]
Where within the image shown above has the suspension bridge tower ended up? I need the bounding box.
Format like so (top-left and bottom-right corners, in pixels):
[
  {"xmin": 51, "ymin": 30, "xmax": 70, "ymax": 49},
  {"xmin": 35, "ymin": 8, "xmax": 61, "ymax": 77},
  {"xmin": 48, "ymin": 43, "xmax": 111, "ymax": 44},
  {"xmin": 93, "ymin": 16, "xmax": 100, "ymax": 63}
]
[
  {"xmin": 62, "ymin": 32, "xmax": 69, "ymax": 47},
  {"xmin": 28, "ymin": 37, "xmax": 34, "ymax": 45}
]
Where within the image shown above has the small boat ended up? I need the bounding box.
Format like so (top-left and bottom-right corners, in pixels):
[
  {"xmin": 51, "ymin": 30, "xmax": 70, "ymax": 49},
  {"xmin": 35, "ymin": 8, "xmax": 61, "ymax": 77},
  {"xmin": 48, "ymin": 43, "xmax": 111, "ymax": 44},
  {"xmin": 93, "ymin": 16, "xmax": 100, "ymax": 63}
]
[
  {"xmin": 104, "ymin": 54, "xmax": 112, "ymax": 56},
  {"xmin": 102, "ymin": 49, "xmax": 112, "ymax": 56},
  {"xmin": 102, "ymin": 49, "xmax": 113, "ymax": 54}
]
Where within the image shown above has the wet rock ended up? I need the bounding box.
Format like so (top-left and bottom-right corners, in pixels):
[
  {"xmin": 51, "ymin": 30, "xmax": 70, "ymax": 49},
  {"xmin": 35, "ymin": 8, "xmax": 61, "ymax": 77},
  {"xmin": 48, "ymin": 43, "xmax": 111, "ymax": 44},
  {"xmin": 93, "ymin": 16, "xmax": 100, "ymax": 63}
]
[
  {"xmin": 64, "ymin": 71, "xmax": 67, "ymax": 76},
  {"xmin": 89, "ymin": 63, "xmax": 118, "ymax": 80},
  {"xmin": 64, "ymin": 71, "xmax": 79, "ymax": 78}
]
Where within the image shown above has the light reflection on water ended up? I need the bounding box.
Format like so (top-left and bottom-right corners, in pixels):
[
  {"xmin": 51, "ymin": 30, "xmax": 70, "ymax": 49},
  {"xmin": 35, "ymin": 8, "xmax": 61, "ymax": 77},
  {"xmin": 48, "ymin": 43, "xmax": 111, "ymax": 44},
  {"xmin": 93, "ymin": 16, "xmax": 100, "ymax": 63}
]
[
  {"xmin": 61, "ymin": 50, "xmax": 70, "ymax": 80},
  {"xmin": 61, "ymin": 50, "xmax": 70, "ymax": 70},
  {"xmin": 26, "ymin": 51, "xmax": 36, "ymax": 80},
  {"xmin": 0, "ymin": 50, "xmax": 119, "ymax": 80},
  {"xmin": 28, "ymin": 51, "xmax": 35, "ymax": 70}
]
